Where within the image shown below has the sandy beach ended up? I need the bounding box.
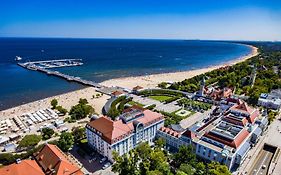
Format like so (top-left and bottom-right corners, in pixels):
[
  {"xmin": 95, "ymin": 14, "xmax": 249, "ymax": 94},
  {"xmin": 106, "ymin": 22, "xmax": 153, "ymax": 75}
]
[
  {"xmin": 0, "ymin": 44, "xmax": 258, "ymax": 119},
  {"xmin": 0, "ymin": 88, "xmax": 111, "ymax": 120},
  {"xmin": 101, "ymin": 45, "xmax": 259, "ymax": 89}
]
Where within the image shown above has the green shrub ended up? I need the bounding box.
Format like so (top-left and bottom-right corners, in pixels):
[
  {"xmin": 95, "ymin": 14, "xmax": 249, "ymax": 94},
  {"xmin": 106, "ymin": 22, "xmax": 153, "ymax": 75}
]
[{"xmin": 18, "ymin": 134, "xmax": 42, "ymax": 148}]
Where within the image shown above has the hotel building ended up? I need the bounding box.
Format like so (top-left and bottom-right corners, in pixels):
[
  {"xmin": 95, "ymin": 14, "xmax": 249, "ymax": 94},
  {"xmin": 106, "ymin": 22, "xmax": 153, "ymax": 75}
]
[
  {"xmin": 86, "ymin": 108, "xmax": 164, "ymax": 162},
  {"xmin": 157, "ymin": 99, "xmax": 268, "ymax": 170}
]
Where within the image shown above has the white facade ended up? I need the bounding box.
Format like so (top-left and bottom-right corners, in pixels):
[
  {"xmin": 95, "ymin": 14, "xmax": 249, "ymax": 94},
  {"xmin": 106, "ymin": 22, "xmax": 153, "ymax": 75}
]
[
  {"xmin": 258, "ymin": 93, "xmax": 281, "ymax": 111},
  {"xmin": 86, "ymin": 117, "xmax": 164, "ymax": 162},
  {"xmin": 157, "ymin": 100, "xmax": 268, "ymax": 171}
]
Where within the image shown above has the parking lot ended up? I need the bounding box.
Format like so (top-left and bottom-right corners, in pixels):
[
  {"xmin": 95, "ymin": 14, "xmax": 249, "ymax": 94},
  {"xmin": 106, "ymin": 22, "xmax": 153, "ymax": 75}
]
[{"xmin": 69, "ymin": 145, "xmax": 116, "ymax": 175}]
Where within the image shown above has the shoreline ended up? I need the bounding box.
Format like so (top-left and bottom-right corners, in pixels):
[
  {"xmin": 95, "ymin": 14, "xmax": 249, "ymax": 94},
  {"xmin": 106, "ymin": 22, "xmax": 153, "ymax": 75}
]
[
  {"xmin": 0, "ymin": 44, "xmax": 258, "ymax": 119},
  {"xmin": 100, "ymin": 44, "xmax": 258, "ymax": 89}
]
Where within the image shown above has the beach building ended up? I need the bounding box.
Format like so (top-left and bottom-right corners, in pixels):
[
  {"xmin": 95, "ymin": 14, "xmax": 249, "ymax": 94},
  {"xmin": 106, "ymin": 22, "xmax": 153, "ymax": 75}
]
[
  {"xmin": 258, "ymin": 90, "xmax": 281, "ymax": 111},
  {"xmin": 0, "ymin": 159, "xmax": 45, "ymax": 175},
  {"xmin": 157, "ymin": 99, "xmax": 267, "ymax": 170},
  {"xmin": 86, "ymin": 108, "xmax": 164, "ymax": 162},
  {"xmin": 34, "ymin": 144, "xmax": 83, "ymax": 175},
  {"xmin": 111, "ymin": 90, "xmax": 125, "ymax": 98},
  {"xmin": 132, "ymin": 85, "xmax": 144, "ymax": 93},
  {"xmin": 0, "ymin": 136, "xmax": 9, "ymax": 146},
  {"xmin": 4, "ymin": 143, "xmax": 17, "ymax": 152}
]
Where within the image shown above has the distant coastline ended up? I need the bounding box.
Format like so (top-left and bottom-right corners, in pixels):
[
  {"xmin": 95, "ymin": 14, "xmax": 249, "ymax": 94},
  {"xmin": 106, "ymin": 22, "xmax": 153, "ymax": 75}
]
[
  {"xmin": 0, "ymin": 39, "xmax": 253, "ymax": 110},
  {"xmin": 0, "ymin": 43, "xmax": 258, "ymax": 119},
  {"xmin": 100, "ymin": 44, "xmax": 258, "ymax": 89}
]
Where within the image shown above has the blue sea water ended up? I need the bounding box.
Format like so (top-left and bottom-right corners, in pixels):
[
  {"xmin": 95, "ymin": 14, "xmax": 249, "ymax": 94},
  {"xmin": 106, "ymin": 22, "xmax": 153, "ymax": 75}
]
[{"xmin": 0, "ymin": 38, "xmax": 252, "ymax": 110}]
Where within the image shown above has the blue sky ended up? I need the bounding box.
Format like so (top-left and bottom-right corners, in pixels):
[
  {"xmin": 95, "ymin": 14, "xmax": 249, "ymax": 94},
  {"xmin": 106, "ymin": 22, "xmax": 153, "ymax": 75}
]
[{"xmin": 0, "ymin": 0, "xmax": 280, "ymax": 40}]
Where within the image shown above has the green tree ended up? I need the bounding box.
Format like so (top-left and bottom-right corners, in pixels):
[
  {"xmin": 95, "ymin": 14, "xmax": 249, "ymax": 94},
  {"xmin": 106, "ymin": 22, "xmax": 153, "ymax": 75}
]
[
  {"xmin": 72, "ymin": 127, "xmax": 86, "ymax": 142},
  {"xmin": 69, "ymin": 102, "xmax": 94, "ymax": 120},
  {"xmin": 147, "ymin": 170, "xmax": 163, "ymax": 175},
  {"xmin": 207, "ymin": 162, "xmax": 231, "ymax": 175},
  {"xmin": 56, "ymin": 105, "xmax": 68, "ymax": 115},
  {"xmin": 112, "ymin": 150, "xmax": 140, "ymax": 175},
  {"xmin": 57, "ymin": 132, "xmax": 74, "ymax": 152},
  {"xmin": 176, "ymin": 171, "xmax": 188, "ymax": 175},
  {"xmin": 41, "ymin": 128, "xmax": 55, "ymax": 140},
  {"xmin": 155, "ymin": 137, "xmax": 166, "ymax": 149},
  {"xmin": 158, "ymin": 82, "xmax": 168, "ymax": 89},
  {"xmin": 179, "ymin": 163, "xmax": 195, "ymax": 175},
  {"xmin": 18, "ymin": 134, "xmax": 42, "ymax": 148},
  {"xmin": 194, "ymin": 162, "xmax": 206, "ymax": 175},
  {"xmin": 79, "ymin": 98, "xmax": 88, "ymax": 105},
  {"xmin": 173, "ymin": 145, "xmax": 196, "ymax": 168},
  {"xmin": 51, "ymin": 99, "xmax": 58, "ymax": 109},
  {"xmin": 149, "ymin": 150, "xmax": 171, "ymax": 175}
]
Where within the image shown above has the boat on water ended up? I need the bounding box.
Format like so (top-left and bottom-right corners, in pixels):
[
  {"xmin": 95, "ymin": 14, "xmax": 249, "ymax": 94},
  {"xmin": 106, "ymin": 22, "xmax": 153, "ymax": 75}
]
[{"xmin": 15, "ymin": 56, "xmax": 22, "ymax": 61}]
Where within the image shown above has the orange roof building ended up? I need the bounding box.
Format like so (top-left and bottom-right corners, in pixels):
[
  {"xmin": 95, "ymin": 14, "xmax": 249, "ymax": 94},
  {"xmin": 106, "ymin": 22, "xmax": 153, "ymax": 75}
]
[
  {"xmin": 155, "ymin": 99, "xmax": 266, "ymax": 170},
  {"xmin": 186, "ymin": 99, "xmax": 264, "ymax": 170},
  {"xmin": 132, "ymin": 86, "xmax": 143, "ymax": 91},
  {"xmin": 34, "ymin": 144, "xmax": 83, "ymax": 175},
  {"xmin": 86, "ymin": 108, "xmax": 164, "ymax": 162},
  {"xmin": 0, "ymin": 160, "xmax": 45, "ymax": 175}
]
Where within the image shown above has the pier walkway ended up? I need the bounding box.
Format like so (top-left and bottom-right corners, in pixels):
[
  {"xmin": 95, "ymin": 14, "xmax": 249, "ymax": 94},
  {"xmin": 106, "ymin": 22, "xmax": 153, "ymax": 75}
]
[{"xmin": 18, "ymin": 59, "xmax": 102, "ymax": 88}]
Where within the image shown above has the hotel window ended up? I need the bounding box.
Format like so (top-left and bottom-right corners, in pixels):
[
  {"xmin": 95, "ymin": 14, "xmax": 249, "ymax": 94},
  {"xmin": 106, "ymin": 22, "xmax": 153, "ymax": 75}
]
[{"xmin": 208, "ymin": 150, "xmax": 211, "ymax": 157}]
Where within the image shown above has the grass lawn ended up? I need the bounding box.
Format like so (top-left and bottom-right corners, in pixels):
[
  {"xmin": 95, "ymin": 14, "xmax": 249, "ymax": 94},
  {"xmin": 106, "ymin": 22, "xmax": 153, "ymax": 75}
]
[
  {"xmin": 149, "ymin": 95, "xmax": 172, "ymax": 102},
  {"xmin": 128, "ymin": 101, "xmax": 144, "ymax": 107}
]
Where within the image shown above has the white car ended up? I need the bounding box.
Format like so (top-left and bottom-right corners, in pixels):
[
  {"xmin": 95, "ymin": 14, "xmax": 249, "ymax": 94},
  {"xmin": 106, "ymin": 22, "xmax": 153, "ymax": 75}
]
[
  {"xmin": 99, "ymin": 157, "xmax": 107, "ymax": 164},
  {"xmin": 102, "ymin": 162, "xmax": 111, "ymax": 170}
]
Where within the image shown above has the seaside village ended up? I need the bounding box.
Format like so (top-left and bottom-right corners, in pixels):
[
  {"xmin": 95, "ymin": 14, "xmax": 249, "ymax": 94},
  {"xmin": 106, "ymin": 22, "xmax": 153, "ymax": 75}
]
[{"xmin": 0, "ymin": 71, "xmax": 281, "ymax": 175}]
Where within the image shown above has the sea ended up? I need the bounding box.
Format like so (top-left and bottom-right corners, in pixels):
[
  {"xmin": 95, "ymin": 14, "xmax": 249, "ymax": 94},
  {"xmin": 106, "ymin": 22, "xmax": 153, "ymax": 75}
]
[{"xmin": 0, "ymin": 38, "xmax": 252, "ymax": 110}]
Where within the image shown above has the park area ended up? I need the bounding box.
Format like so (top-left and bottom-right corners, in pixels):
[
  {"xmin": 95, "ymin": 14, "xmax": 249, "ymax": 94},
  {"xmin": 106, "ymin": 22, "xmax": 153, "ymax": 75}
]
[{"xmin": 149, "ymin": 95, "xmax": 173, "ymax": 102}]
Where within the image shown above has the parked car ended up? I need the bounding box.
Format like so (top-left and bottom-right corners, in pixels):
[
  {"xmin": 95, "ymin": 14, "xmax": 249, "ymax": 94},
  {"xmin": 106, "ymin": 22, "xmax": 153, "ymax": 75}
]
[
  {"xmin": 100, "ymin": 157, "xmax": 107, "ymax": 164},
  {"xmin": 102, "ymin": 162, "xmax": 111, "ymax": 170}
]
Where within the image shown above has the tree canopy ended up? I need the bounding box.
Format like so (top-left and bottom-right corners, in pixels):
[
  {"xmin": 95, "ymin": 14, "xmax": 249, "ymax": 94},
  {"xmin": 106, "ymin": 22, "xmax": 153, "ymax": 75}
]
[
  {"xmin": 112, "ymin": 143, "xmax": 231, "ymax": 175},
  {"xmin": 51, "ymin": 99, "xmax": 58, "ymax": 109},
  {"xmin": 57, "ymin": 132, "xmax": 74, "ymax": 152},
  {"xmin": 69, "ymin": 98, "xmax": 95, "ymax": 120},
  {"xmin": 167, "ymin": 42, "xmax": 281, "ymax": 106},
  {"xmin": 41, "ymin": 127, "xmax": 55, "ymax": 140},
  {"xmin": 18, "ymin": 134, "xmax": 42, "ymax": 148},
  {"xmin": 72, "ymin": 127, "xmax": 86, "ymax": 142}
]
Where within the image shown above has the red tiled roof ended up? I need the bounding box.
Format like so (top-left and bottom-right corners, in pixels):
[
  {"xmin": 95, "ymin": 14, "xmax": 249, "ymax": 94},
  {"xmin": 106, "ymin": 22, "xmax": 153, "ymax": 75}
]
[
  {"xmin": 230, "ymin": 100, "xmax": 254, "ymax": 115},
  {"xmin": 182, "ymin": 129, "xmax": 196, "ymax": 139},
  {"xmin": 0, "ymin": 160, "xmax": 44, "ymax": 175},
  {"xmin": 132, "ymin": 86, "xmax": 143, "ymax": 91},
  {"xmin": 87, "ymin": 110, "xmax": 163, "ymax": 144},
  {"xmin": 123, "ymin": 105, "xmax": 144, "ymax": 113},
  {"xmin": 159, "ymin": 127, "xmax": 181, "ymax": 138},
  {"xmin": 35, "ymin": 144, "xmax": 83, "ymax": 175},
  {"xmin": 229, "ymin": 100, "xmax": 259, "ymax": 123},
  {"xmin": 204, "ymin": 128, "xmax": 250, "ymax": 148},
  {"xmin": 111, "ymin": 91, "xmax": 124, "ymax": 96},
  {"xmin": 248, "ymin": 110, "xmax": 260, "ymax": 123}
]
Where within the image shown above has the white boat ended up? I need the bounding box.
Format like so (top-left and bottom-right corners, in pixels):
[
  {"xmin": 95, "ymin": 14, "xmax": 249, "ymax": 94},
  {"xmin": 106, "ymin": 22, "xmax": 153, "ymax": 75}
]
[{"xmin": 15, "ymin": 56, "xmax": 22, "ymax": 61}]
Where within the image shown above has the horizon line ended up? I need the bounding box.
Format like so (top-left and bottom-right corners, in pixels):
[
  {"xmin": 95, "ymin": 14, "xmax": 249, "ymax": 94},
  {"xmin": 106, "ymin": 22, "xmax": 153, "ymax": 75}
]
[{"xmin": 0, "ymin": 36, "xmax": 279, "ymax": 42}]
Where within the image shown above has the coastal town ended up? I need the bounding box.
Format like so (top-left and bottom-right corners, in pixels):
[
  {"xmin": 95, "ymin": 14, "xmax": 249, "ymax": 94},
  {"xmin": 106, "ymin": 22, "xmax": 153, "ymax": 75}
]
[{"xmin": 0, "ymin": 41, "xmax": 281, "ymax": 175}]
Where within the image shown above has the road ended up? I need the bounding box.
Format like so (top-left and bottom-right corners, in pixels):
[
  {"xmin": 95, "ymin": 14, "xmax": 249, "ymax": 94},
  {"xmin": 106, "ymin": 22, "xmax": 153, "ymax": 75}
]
[{"xmin": 248, "ymin": 149, "xmax": 274, "ymax": 175}]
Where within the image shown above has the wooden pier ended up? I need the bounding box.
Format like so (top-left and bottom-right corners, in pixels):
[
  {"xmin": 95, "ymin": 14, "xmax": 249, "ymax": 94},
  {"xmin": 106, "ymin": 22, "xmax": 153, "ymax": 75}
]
[{"xmin": 18, "ymin": 59, "xmax": 102, "ymax": 88}]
